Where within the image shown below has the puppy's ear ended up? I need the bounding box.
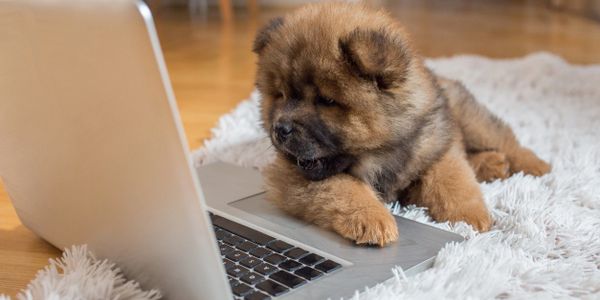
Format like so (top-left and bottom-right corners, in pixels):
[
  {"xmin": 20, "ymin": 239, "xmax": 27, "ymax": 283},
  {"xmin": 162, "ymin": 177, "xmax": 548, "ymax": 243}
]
[
  {"xmin": 253, "ymin": 17, "xmax": 285, "ymax": 54},
  {"xmin": 339, "ymin": 29, "xmax": 409, "ymax": 89}
]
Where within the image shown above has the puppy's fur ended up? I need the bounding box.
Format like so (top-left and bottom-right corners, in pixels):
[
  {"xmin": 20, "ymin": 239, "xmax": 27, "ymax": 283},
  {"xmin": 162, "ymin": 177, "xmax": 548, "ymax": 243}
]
[{"xmin": 254, "ymin": 3, "xmax": 551, "ymax": 246}]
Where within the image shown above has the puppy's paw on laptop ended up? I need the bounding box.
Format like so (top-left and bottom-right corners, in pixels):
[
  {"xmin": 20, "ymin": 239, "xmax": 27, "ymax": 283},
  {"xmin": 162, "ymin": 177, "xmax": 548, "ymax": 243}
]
[{"xmin": 332, "ymin": 206, "xmax": 399, "ymax": 247}]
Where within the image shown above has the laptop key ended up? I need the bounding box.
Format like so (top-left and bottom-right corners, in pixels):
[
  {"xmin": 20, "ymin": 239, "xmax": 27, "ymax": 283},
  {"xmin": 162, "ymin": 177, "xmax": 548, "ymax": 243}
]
[
  {"xmin": 294, "ymin": 266, "xmax": 323, "ymax": 280},
  {"xmin": 315, "ymin": 260, "xmax": 342, "ymax": 273},
  {"xmin": 299, "ymin": 253, "xmax": 324, "ymax": 266},
  {"xmin": 228, "ymin": 276, "xmax": 241, "ymax": 287},
  {"xmin": 256, "ymin": 279, "xmax": 289, "ymax": 296},
  {"xmin": 249, "ymin": 247, "xmax": 272, "ymax": 258},
  {"xmin": 254, "ymin": 263, "xmax": 277, "ymax": 276},
  {"xmin": 284, "ymin": 247, "xmax": 308, "ymax": 259},
  {"xmin": 211, "ymin": 215, "xmax": 276, "ymax": 245},
  {"xmin": 270, "ymin": 270, "xmax": 306, "ymax": 288},
  {"xmin": 279, "ymin": 260, "xmax": 302, "ymax": 271},
  {"xmin": 237, "ymin": 241, "xmax": 258, "ymax": 252},
  {"xmin": 244, "ymin": 291, "xmax": 270, "ymax": 300},
  {"xmin": 227, "ymin": 265, "xmax": 250, "ymax": 278},
  {"xmin": 264, "ymin": 253, "xmax": 286, "ymax": 265},
  {"xmin": 224, "ymin": 235, "xmax": 245, "ymax": 246},
  {"xmin": 240, "ymin": 257, "xmax": 261, "ymax": 268},
  {"xmin": 240, "ymin": 272, "xmax": 265, "ymax": 285},
  {"xmin": 215, "ymin": 229, "xmax": 231, "ymax": 240},
  {"xmin": 219, "ymin": 244, "xmax": 235, "ymax": 256},
  {"xmin": 223, "ymin": 258, "xmax": 236, "ymax": 270},
  {"xmin": 231, "ymin": 282, "xmax": 253, "ymax": 297},
  {"xmin": 267, "ymin": 240, "xmax": 293, "ymax": 253},
  {"xmin": 226, "ymin": 250, "xmax": 248, "ymax": 262}
]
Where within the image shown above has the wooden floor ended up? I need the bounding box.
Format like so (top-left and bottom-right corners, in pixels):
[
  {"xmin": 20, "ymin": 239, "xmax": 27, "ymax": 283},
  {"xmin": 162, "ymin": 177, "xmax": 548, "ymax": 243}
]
[{"xmin": 2, "ymin": 0, "xmax": 600, "ymax": 296}]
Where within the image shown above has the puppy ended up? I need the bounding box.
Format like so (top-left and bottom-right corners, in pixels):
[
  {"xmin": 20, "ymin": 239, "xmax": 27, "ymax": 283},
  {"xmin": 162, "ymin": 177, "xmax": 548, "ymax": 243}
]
[{"xmin": 253, "ymin": 3, "xmax": 551, "ymax": 246}]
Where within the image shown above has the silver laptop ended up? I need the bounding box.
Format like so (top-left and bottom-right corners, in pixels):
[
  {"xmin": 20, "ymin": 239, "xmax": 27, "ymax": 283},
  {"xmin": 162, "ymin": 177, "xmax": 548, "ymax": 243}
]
[{"xmin": 0, "ymin": 1, "xmax": 463, "ymax": 299}]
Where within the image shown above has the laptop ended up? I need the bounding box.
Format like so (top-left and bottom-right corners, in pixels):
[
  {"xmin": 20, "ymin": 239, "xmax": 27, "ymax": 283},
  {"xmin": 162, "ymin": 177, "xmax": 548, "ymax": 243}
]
[{"xmin": 0, "ymin": 1, "xmax": 463, "ymax": 299}]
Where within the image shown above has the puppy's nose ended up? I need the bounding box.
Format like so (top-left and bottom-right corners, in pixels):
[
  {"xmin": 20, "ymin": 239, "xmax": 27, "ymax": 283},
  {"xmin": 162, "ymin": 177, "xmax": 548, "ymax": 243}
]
[{"xmin": 275, "ymin": 121, "xmax": 294, "ymax": 139}]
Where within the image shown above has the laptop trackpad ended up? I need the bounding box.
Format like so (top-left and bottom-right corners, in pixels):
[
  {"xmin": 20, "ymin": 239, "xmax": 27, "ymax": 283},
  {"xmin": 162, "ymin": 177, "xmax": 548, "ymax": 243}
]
[{"xmin": 229, "ymin": 194, "xmax": 309, "ymax": 230}]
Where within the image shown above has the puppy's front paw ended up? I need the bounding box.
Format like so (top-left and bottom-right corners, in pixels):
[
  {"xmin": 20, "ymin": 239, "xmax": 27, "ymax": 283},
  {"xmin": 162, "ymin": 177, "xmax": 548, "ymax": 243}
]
[
  {"xmin": 508, "ymin": 147, "xmax": 551, "ymax": 177},
  {"xmin": 333, "ymin": 206, "xmax": 399, "ymax": 246}
]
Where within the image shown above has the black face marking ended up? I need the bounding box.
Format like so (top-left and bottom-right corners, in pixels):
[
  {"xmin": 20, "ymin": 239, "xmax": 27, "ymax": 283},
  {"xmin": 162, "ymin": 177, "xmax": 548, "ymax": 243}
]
[
  {"xmin": 267, "ymin": 58, "xmax": 345, "ymax": 168},
  {"xmin": 300, "ymin": 115, "xmax": 340, "ymax": 152},
  {"xmin": 285, "ymin": 152, "xmax": 356, "ymax": 181},
  {"xmin": 272, "ymin": 109, "xmax": 351, "ymax": 181}
]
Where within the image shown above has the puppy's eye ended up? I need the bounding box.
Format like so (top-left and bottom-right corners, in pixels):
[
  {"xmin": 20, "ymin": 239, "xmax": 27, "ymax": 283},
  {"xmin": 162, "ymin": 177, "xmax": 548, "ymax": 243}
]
[{"xmin": 316, "ymin": 96, "xmax": 337, "ymax": 106}]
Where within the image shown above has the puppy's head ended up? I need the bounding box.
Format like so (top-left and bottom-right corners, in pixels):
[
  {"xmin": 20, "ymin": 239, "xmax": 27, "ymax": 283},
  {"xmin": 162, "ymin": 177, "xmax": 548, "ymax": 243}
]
[{"xmin": 254, "ymin": 3, "xmax": 434, "ymax": 180}]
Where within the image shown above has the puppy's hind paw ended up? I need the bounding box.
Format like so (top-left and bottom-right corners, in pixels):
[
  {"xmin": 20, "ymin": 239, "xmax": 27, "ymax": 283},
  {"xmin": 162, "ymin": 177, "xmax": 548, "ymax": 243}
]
[
  {"xmin": 508, "ymin": 147, "xmax": 551, "ymax": 177},
  {"xmin": 469, "ymin": 151, "xmax": 510, "ymax": 182}
]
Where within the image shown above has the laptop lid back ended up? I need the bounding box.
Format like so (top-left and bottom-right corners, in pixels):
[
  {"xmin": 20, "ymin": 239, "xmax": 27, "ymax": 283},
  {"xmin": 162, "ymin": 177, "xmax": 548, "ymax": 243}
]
[{"xmin": 0, "ymin": 0, "xmax": 230, "ymax": 298}]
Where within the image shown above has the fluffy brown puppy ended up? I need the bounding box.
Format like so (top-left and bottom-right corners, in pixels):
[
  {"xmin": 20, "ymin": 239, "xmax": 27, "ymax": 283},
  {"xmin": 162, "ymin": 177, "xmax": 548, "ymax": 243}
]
[{"xmin": 254, "ymin": 3, "xmax": 551, "ymax": 246}]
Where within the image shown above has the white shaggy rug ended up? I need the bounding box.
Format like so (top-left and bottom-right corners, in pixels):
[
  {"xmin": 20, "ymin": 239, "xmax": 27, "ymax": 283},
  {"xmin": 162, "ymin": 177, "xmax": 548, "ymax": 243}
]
[
  {"xmin": 0, "ymin": 246, "xmax": 161, "ymax": 300},
  {"xmin": 4, "ymin": 53, "xmax": 600, "ymax": 299}
]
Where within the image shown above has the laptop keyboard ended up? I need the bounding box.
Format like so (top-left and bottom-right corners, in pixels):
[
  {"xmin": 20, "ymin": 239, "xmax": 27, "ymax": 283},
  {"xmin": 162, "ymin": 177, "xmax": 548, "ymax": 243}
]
[{"xmin": 210, "ymin": 214, "xmax": 342, "ymax": 299}]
